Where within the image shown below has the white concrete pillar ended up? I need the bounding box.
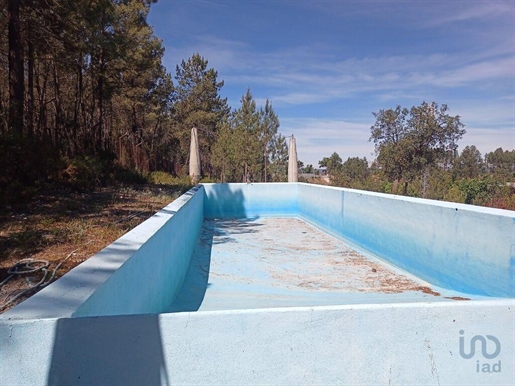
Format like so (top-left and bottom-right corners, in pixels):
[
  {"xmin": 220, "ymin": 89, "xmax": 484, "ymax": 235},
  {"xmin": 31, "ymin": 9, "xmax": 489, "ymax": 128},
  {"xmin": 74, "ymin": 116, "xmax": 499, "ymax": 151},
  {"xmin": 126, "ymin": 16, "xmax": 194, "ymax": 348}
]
[
  {"xmin": 189, "ymin": 127, "xmax": 201, "ymax": 184},
  {"xmin": 288, "ymin": 135, "xmax": 298, "ymax": 182}
]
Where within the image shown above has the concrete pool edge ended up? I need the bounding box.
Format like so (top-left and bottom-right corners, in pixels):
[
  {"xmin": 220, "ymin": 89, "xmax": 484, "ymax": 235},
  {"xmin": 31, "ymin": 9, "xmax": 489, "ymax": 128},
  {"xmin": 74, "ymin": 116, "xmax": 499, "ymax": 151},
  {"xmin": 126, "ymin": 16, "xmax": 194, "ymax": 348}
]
[{"xmin": 1, "ymin": 299, "xmax": 513, "ymax": 385}]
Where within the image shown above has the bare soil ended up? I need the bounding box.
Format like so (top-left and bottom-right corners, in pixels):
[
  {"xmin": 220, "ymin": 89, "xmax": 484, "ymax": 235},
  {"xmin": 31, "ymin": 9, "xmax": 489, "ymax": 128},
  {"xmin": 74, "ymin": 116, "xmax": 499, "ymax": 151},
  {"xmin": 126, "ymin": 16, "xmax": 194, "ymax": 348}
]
[{"xmin": 0, "ymin": 184, "xmax": 187, "ymax": 314}]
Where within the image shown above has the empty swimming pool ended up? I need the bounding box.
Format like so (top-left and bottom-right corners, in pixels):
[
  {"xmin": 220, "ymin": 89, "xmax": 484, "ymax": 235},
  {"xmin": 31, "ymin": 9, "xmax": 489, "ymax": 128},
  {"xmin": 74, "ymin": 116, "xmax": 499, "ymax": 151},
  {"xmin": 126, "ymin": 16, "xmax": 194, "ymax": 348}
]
[
  {"xmin": 169, "ymin": 217, "xmax": 482, "ymax": 313},
  {"xmin": 1, "ymin": 183, "xmax": 513, "ymax": 385}
]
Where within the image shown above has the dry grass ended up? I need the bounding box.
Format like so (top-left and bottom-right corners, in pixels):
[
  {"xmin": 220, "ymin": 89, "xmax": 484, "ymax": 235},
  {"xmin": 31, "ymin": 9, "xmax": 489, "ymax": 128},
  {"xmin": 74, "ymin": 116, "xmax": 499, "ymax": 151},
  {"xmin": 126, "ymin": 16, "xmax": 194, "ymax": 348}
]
[{"xmin": 0, "ymin": 184, "xmax": 188, "ymax": 314}]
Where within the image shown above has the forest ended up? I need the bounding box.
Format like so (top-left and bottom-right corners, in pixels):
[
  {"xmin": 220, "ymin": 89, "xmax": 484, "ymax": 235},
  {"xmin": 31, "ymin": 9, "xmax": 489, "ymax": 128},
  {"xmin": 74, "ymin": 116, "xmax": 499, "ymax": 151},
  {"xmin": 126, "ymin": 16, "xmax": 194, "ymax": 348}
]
[
  {"xmin": 1, "ymin": 0, "xmax": 514, "ymax": 211},
  {"xmin": 0, "ymin": 0, "xmax": 289, "ymax": 202},
  {"xmin": 311, "ymin": 102, "xmax": 515, "ymax": 210}
]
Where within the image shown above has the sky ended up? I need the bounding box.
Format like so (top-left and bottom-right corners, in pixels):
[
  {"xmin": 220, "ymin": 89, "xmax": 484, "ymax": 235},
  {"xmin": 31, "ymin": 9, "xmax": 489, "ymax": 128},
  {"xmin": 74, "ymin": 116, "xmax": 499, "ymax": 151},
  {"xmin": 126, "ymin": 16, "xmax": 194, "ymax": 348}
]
[{"xmin": 148, "ymin": 0, "xmax": 515, "ymax": 167}]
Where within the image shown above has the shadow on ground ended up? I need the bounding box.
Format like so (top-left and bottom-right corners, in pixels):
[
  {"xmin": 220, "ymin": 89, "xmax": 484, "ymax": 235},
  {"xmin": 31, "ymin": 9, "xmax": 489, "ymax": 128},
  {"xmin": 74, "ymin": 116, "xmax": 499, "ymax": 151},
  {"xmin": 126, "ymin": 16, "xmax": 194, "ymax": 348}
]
[{"xmin": 48, "ymin": 314, "xmax": 169, "ymax": 385}]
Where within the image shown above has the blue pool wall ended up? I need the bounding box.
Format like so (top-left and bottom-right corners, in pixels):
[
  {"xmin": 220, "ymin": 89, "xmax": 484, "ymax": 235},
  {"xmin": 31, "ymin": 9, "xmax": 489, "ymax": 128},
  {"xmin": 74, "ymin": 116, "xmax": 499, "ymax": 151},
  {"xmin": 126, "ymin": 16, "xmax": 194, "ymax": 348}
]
[
  {"xmin": 204, "ymin": 183, "xmax": 514, "ymax": 298},
  {"xmin": 203, "ymin": 182, "xmax": 298, "ymax": 218},
  {"xmin": 297, "ymin": 184, "xmax": 514, "ymax": 298},
  {"xmin": 73, "ymin": 185, "xmax": 205, "ymax": 317}
]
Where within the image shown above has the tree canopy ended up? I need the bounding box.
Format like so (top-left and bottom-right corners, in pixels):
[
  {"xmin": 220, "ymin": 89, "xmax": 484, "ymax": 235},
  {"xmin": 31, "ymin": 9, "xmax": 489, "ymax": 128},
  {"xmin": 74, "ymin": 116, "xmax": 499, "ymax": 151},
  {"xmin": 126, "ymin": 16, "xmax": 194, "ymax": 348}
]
[
  {"xmin": 172, "ymin": 53, "xmax": 229, "ymax": 176},
  {"xmin": 1, "ymin": 0, "xmax": 176, "ymax": 188},
  {"xmin": 211, "ymin": 89, "xmax": 286, "ymax": 183},
  {"xmin": 370, "ymin": 102, "xmax": 465, "ymax": 194},
  {"xmin": 319, "ymin": 152, "xmax": 343, "ymax": 174},
  {"xmin": 453, "ymin": 145, "xmax": 483, "ymax": 179},
  {"xmin": 485, "ymin": 148, "xmax": 515, "ymax": 178},
  {"xmin": 1, "ymin": 1, "xmax": 291, "ymax": 195}
]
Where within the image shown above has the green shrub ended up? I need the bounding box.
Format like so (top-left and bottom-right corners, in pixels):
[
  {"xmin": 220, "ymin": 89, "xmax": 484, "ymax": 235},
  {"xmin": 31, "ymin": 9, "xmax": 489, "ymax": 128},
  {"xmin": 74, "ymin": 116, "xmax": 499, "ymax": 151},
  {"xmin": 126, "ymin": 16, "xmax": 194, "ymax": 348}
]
[
  {"xmin": 59, "ymin": 152, "xmax": 151, "ymax": 189},
  {"xmin": 148, "ymin": 171, "xmax": 176, "ymax": 185},
  {"xmin": 444, "ymin": 185, "xmax": 466, "ymax": 203},
  {"xmin": 383, "ymin": 182, "xmax": 393, "ymax": 194},
  {"xmin": 199, "ymin": 176, "xmax": 216, "ymax": 183},
  {"xmin": 147, "ymin": 172, "xmax": 192, "ymax": 193},
  {"xmin": 111, "ymin": 166, "xmax": 147, "ymax": 185}
]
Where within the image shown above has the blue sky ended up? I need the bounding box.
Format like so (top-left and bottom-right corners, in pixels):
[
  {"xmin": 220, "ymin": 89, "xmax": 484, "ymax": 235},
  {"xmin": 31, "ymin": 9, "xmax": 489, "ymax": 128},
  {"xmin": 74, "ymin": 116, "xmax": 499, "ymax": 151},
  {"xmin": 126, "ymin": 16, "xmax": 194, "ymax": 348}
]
[{"xmin": 148, "ymin": 0, "xmax": 514, "ymax": 167}]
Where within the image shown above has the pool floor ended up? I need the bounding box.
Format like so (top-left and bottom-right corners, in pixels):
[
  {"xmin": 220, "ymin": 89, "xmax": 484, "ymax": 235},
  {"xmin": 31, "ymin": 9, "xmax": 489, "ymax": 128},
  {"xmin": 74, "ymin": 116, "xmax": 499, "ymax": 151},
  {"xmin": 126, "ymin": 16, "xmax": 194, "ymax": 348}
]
[{"xmin": 168, "ymin": 218, "xmax": 481, "ymax": 312}]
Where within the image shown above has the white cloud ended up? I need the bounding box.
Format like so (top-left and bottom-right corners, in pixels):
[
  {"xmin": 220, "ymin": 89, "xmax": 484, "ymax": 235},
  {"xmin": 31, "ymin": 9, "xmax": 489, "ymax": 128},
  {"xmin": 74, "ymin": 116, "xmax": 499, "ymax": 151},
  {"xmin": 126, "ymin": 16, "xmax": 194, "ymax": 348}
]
[
  {"xmin": 154, "ymin": 1, "xmax": 514, "ymax": 161},
  {"xmin": 281, "ymin": 118, "xmax": 375, "ymax": 166},
  {"xmin": 448, "ymin": 99, "xmax": 515, "ymax": 128},
  {"xmin": 271, "ymin": 92, "xmax": 334, "ymax": 106},
  {"xmin": 424, "ymin": 1, "xmax": 515, "ymax": 27},
  {"xmin": 163, "ymin": 36, "xmax": 250, "ymax": 74},
  {"xmin": 460, "ymin": 127, "xmax": 515, "ymax": 155},
  {"xmin": 162, "ymin": 28, "xmax": 512, "ymax": 112},
  {"xmin": 423, "ymin": 57, "xmax": 514, "ymax": 88}
]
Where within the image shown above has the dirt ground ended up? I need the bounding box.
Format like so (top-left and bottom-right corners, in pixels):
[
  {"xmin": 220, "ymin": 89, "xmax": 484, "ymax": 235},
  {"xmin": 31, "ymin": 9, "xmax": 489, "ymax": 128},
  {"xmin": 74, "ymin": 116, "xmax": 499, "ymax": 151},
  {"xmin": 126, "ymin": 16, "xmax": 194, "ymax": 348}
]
[{"xmin": 0, "ymin": 184, "xmax": 186, "ymax": 314}]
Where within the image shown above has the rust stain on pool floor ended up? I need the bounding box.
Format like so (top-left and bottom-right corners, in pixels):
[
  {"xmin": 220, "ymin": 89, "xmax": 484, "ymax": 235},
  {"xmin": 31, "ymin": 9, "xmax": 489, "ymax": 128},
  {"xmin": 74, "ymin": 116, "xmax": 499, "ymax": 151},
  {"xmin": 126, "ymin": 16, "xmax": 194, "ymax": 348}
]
[{"xmin": 168, "ymin": 218, "xmax": 474, "ymax": 312}]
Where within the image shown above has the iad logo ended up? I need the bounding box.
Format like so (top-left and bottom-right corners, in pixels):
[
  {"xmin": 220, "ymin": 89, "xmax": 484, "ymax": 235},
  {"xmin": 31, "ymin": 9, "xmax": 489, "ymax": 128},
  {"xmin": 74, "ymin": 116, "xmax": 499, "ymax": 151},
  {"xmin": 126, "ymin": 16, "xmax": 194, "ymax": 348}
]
[{"xmin": 459, "ymin": 330, "xmax": 501, "ymax": 373}]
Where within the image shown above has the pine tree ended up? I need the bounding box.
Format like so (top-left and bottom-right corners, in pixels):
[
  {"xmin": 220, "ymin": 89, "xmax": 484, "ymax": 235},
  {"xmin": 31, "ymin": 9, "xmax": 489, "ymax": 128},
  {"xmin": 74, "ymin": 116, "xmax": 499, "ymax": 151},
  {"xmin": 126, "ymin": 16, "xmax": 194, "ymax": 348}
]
[
  {"xmin": 172, "ymin": 54, "xmax": 229, "ymax": 176},
  {"xmin": 0, "ymin": 0, "xmax": 175, "ymax": 189},
  {"xmin": 231, "ymin": 89, "xmax": 262, "ymax": 182},
  {"xmin": 258, "ymin": 99, "xmax": 279, "ymax": 182},
  {"xmin": 268, "ymin": 134, "xmax": 289, "ymax": 182},
  {"xmin": 211, "ymin": 117, "xmax": 236, "ymax": 183}
]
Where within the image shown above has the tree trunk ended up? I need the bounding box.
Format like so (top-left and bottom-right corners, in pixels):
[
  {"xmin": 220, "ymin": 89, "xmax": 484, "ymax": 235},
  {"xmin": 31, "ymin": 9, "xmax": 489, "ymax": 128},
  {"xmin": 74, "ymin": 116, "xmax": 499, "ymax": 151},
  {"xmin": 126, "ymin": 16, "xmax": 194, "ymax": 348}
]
[
  {"xmin": 392, "ymin": 179, "xmax": 399, "ymax": 194},
  {"xmin": 97, "ymin": 53, "xmax": 104, "ymax": 152},
  {"xmin": 27, "ymin": 23, "xmax": 34, "ymax": 138},
  {"xmin": 264, "ymin": 146, "xmax": 267, "ymax": 183},
  {"xmin": 8, "ymin": 0, "xmax": 24, "ymax": 136},
  {"xmin": 52, "ymin": 63, "xmax": 62, "ymax": 148},
  {"xmin": 73, "ymin": 59, "xmax": 83, "ymax": 155},
  {"xmin": 36, "ymin": 63, "xmax": 48, "ymax": 137}
]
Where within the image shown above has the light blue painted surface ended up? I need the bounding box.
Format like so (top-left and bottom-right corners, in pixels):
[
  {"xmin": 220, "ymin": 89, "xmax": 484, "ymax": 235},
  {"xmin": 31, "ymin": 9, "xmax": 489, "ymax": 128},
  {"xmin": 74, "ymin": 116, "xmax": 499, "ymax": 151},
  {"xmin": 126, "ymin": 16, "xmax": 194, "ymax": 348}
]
[
  {"xmin": 168, "ymin": 217, "xmax": 490, "ymax": 313},
  {"xmin": 203, "ymin": 182, "xmax": 514, "ymax": 298},
  {"xmin": 1, "ymin": 182, "xmax": 514, "ymax": 385},
  {"xmin": 73, "ymin": 186, "xmax": 204, "ymax": 317},
  {"xmin": 1, "ymin": 302, "xmax": 513, "ymax": 385},
  {"xmin": 297, "ymin": 184, "xmax": 515, "ymax": 298},
  {"xmin": 203, "ymin": 182, "xmax": 298, "ymax": 218}
]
